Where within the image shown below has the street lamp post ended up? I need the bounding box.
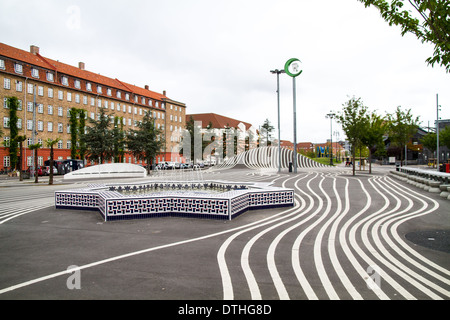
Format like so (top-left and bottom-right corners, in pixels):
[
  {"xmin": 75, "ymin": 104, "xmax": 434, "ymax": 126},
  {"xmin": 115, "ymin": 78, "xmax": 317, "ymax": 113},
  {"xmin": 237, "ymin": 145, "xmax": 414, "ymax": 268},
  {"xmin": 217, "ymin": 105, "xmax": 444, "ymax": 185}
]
[
  {"xmin": 270, "ymin": 69, "xmax": 285, "ymax": 173},
  {"xmin": 284, "ymin": 58, "xmax": 303, "ymax": 174},
  {"xmin": 326, "ymin": 112, "xmax": 336, "ymax": 166}
]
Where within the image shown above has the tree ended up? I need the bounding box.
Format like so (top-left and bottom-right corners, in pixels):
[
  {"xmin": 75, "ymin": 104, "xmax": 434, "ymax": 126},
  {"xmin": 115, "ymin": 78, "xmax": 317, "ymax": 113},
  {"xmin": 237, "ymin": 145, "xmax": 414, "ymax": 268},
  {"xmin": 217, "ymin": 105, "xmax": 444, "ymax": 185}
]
[
  {"xmin": 69, "ymin": 108, "xmax": 79, "ymax": 159},
  {"xmin": 28, "ymin": 143, "xmax": 42, "ymax": 183},
  {"xmin": 358, "ymin": 0, "xmax": 450, "ymax": 72},
  {"xmin": 46, "ymin": 138, "xmax": 60, "ymax": 185},
  {"xmin": 440, "ymin": 125, "xmax": 450, "ymax": 149},
  {"xmin": 113, "ymin": 116, "xmax": 125, "ymax": 163},
  {"xmin": 420, "ymin": 131, "xmax": 437, "ymax": 162},
  {"xmin": 7, "ymin": 97, "xmax": 20, "ymax": 170},
  {"xmin": 78, "ymin": 109, "xmax": 87, "ymax": 164},
  {"xmin": 261, "ymin": 119, "xmax": 274, "ymax": 145},
  {"xmin": 83, "ymin": 107, "xmax": 113, "ymax": 164},
  {"xmin": 126, "ymin": 112, "xmax": 164, "ymax": 174},
  {"xmin": 386, "ymin": 106, "xmax": 420, "ymax": 165},
  {"xmin": 361, "ymin": 111, "xmax": 387, "ymax": 173},
  {"xmin": 336, "ymin": 96, "xmax": 369, "ymax": 176}
]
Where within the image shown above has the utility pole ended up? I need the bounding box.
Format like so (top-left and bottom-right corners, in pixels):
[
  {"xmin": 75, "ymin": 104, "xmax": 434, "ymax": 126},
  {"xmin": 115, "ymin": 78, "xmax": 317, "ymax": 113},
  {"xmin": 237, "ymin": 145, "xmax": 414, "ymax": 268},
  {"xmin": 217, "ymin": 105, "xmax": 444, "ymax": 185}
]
[
  {"xmin": 270, "ymin": 69, "xmax": 285, "ymax": 173},
  {"xmin": 436, "ymin": 93, "xmax": 441, "ymax": 171}
]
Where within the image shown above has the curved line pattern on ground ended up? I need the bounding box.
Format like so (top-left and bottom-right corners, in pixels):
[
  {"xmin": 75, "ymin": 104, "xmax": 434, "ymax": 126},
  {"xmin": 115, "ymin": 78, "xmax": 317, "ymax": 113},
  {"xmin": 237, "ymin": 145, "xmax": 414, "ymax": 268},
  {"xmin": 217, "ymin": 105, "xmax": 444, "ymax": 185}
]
[{"xmin": 217, "ymin": 170, "xmax": 450, "ymax": 300}]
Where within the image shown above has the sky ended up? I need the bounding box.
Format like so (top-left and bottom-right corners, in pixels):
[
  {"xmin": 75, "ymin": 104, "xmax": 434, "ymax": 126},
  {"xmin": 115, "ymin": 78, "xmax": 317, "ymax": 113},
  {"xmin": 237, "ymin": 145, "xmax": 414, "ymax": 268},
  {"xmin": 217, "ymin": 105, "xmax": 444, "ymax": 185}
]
[{"xmin": 1, "ymin": 0, "xmax": 448, "ymax": 143}]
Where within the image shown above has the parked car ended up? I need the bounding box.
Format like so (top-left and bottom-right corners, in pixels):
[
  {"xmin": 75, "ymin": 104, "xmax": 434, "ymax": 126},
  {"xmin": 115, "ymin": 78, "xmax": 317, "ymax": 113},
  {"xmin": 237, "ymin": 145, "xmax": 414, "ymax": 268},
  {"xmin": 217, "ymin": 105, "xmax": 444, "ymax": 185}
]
[
  {"xmin": 26, "ymin": 166, "xmax": 46, "ymax": 176},
  {"xmin": 44, "ymin": 166, "xmax": 58, "ymax": 176}
]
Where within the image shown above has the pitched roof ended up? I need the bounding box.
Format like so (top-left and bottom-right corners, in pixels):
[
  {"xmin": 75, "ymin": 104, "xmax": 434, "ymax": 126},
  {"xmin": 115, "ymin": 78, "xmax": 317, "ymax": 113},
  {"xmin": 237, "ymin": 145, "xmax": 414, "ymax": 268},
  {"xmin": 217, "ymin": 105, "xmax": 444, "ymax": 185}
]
[
  {"xmin": 186, "ymin": 113, "xmax": 253, "ymax": 131},
  {"xmin": 0, "ymin": 42, "xmax": 167, "ymax": 101}
]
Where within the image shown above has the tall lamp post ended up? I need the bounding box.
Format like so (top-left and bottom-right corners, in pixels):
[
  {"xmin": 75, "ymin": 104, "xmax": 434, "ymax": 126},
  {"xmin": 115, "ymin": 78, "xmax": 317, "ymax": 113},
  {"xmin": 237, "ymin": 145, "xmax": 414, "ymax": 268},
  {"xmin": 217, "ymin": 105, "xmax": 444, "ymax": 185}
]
[
  {"xmin": 326, "ymin": 112, "xmax": 336, "ymax": 166},
  {"xmin": 284, "ymin": 58, "xmax": 303, "ymax": 173},
  {"xmin": 270, "ymin": 69, "xmax": 285, "ymax": 173}
]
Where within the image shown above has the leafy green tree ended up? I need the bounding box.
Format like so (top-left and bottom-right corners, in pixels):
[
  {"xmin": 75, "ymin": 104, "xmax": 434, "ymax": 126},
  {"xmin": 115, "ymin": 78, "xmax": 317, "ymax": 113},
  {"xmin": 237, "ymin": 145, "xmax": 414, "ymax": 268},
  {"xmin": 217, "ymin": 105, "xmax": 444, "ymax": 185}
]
[
  {"xmin": 386, "ymin": 106, "xmax": 420, "ymax": 165},
  {"xmin": 358, "ymin": 0, "xmax": 450, "ymax": 72},
  {"xmin": 336, "ymin": 96, "xmax": 369, "ymax": 176},
  {"xmin": 439, "ymin": 125, "xmax": 450, "ymax": 149},
  {"xmin": 420, "ymin": 131, "xmax": 437, "ymax": 160},
  {"xmin": 113, "ymin": 116, "xmax": 125, "ymax": 163},
  {"xmin": 261, "ymin": 118, "xmax": 274, "ymax": 145},
  {"xmin": 7, "ymin": 97, "xmax": 20, "ymax": 170},
  {"xmin": 78, "ymin": 109, "xmax": 87, "ymax": 163},
  {"xmin": 69, "ymin": 108, "xmax": 79, "ymax": 159},
  {"xmin": 361, "ymin": 111, "xmax": 388, "ymax": 173},
  {"xmin": 126, "ymin": 112, "xmax": 164, "ymax": 173},
  {"xmin": 45, "ymin": 138, "xmax": 60, "ymax": 185},
  {"xmin": 83, "ymin": 107, "xmax": 113, "ymax": 164}
]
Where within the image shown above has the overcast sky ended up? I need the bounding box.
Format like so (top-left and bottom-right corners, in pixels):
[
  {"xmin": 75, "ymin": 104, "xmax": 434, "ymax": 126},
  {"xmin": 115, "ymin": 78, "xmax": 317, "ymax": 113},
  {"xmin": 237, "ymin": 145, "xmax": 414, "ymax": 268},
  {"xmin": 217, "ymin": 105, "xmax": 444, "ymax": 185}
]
[{"xmin": 1, "ymin": 0, "xmax": 448, "ymax": 143}]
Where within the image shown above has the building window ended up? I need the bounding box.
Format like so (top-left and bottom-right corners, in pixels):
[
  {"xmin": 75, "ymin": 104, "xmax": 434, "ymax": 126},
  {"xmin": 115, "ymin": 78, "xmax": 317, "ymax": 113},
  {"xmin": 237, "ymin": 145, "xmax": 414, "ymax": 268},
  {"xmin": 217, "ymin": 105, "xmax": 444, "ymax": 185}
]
[
  {"xmin": 86, "ymin": 82, "xmax": 92, "ymax": 91},
  {"xmin": 57, "ymin": 140, "xmax": 63, "ymax": 149},
  {"xmin": 4, "ymin": 78, "xmax": 11, "ymax": 89},
  {"xmin": 97, "ymin": 85, "xmax": 102, "ymax": 94},
  {"xmin": 37, "ymin": 104, "xmax": 43, "ymax": 114},
  {"xmin": 31, "ymin": 68, "xmax": 39, "ymax": 78},
  {"xmin": 47, "ymin": 122, "xmax": 52, "ymax": 132},
  {"xmin": 83, "ymin": 96, "xmax": 87, "ymax": 105},
  {"xmin": 74, "ymin": 79, "xmax": 81, "ymax": 89},
  {"xmin": 16, "ymin": 81, "xmax": 23, "ymax": 92},
  {"xmin": 3, "ymin": 137, "xmax": 10, "ymax": 147},
  {"xmin": 14, "ymin": 63, "xmax": 23, "ymax": 74},
  {"xmin": 27, "ymin": 102, "xmax": 33, "ymax": 112},
  {"xmin": 67, "ymin": 92, "xmax": 72, "ymax": 102},
  {"xmin": 17, "ymin": 118, "xmax": 22, "ymax": 129},
  {"xmin": 27, "ymin": 83, "xmax": 33, "ymax": 94},
  {"xmin": 47, "ymin": 72, "xmax": 54, "ymax": 82},
  {"xmin": 75, "ymin": 94, "xmax": 80, "ymax": 103},
  {"xmin": 117, "ymin": 91, "xmax": 121, "ymax": 99},
  {"xmin": 62, "ymin": 76, "xmax": 69, "ymax": 86},
  {"xmin": 3, "ymin": 156, "xmax": 10, "ymax": 168},
  {"xmin": 3, "ymin": 98, "xmax": 8, "ymax": 109},
  {"xmin": 58, "ymin": 90, "xmax": 63, "ymax": 100},
  {"xmin": 107, "ymin": 88, "xmax": 112, "ymax": 96},
  {"xmin": 125, "ymin": 93, "xmax": 130, "ymax": 101},
  {"xmin": 0, "ymin": 59, "xmax": 5, "ymax": 70},
  {"xmin": 37, "ymin": 120, "xmax": 43, "ymax": 131},
  {"xmin": 3, "ymin": 117, "xmax": 9, "ymax": 128},
  {"xmin": 48, "ymin": 105, "xmax": 53, "ymax": 115},
  {"xmin": 58, "ymin": 107, "xmax": 63, "ymax": 117},
  {"xmin": 48, "ymin": 88, "xmax": 54, "ymax": 98},
  {"xmin": 58, "ymin": 123, "xmax": 63, "ymax": 133},
  {"xmin": 38, "ymin": 86, "xmax": 44, "ymax": 96}
]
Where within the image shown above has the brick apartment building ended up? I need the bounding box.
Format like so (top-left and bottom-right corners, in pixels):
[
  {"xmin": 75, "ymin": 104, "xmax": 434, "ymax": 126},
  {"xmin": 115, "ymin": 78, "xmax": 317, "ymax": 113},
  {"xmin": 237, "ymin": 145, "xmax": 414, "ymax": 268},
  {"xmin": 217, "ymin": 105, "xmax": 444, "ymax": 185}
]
[{"xmin": 0, "ymin": 43, "xmax": 186, "ymax": 171}]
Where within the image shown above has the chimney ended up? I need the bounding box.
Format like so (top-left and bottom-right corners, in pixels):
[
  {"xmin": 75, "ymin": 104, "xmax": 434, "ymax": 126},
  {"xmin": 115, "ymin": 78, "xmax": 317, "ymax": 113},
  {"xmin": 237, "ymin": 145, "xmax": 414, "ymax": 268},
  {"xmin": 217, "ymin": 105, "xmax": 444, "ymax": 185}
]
[
  {"xmin": 78, "ymin": 62, "xmax": 85, "ymax": 70},
  {"xmin": 163, "ymin": 90, "xmax": 166, "ymax": 96},
  {"xmin": 30, "ymin": 45, "xmax": 40, "ymax": 55},
  {"xmin": 145, "ymin": 85, "xmax": 149, "ymax": 90}
]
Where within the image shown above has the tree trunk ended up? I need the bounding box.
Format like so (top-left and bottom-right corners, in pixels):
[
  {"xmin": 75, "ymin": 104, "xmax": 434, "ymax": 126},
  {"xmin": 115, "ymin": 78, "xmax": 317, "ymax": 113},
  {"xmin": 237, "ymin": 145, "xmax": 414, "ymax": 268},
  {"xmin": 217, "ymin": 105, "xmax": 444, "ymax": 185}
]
[
  {"xmin": 34, "ymin": 149, "xmax": 39, "ymax": 183},
  {"xmin": 49, "ymin": 146, "xmax": 54, "ymax": 185}
]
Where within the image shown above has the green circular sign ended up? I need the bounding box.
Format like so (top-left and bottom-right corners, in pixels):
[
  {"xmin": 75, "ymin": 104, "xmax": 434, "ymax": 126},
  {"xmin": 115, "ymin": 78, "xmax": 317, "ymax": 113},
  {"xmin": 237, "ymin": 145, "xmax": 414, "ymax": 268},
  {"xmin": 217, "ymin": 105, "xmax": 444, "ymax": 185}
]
[{"xmin": 284, "ymin": 58, "xmax": 302, "ymax": 77}]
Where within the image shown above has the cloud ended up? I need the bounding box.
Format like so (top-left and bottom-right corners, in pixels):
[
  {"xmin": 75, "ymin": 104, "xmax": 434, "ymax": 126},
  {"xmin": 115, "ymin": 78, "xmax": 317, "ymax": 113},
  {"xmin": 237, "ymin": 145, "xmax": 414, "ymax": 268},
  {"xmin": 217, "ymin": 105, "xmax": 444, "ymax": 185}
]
[{"xmin": 1, "ymin": 0, "xmax": 448, "ymax": 143}]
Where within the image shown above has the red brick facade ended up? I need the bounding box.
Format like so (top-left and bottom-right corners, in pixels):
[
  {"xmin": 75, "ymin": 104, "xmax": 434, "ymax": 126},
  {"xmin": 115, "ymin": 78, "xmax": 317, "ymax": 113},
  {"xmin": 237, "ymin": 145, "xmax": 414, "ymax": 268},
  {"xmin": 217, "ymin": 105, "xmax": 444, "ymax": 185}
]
[{"xmin": 0, "ymin": 43, "xmax": 186, "ymax": 171}]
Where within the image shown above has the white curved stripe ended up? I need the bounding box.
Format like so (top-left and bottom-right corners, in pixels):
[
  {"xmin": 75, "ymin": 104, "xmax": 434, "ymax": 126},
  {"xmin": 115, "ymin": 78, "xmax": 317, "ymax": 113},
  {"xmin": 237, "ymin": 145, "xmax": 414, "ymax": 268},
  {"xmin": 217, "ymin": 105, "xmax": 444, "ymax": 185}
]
[
  {"xmin": 339, "ymin": 177, "xmax": 391, "ymax": 300},
  {"xmin": 385, "ymin": 176, "xmax": 450, "ymax": 277},
  {"xmin": 370, "ymin": 177, "xmax": 449, "ymax": 298},
  {"xmin": 291, "ymin": 173, "xmax": 325, "ymax": 300}
]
